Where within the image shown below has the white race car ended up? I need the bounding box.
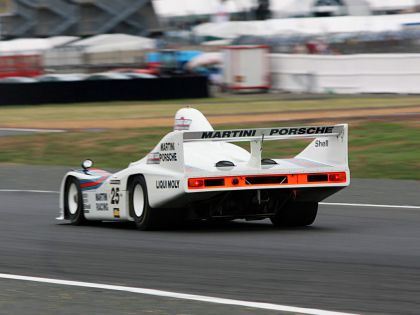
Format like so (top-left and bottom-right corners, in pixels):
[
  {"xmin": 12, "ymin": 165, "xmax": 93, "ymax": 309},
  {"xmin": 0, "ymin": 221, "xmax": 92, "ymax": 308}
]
[{"xmin": 58, "ymin": 108, "xmax": 350, "ymax": 230}]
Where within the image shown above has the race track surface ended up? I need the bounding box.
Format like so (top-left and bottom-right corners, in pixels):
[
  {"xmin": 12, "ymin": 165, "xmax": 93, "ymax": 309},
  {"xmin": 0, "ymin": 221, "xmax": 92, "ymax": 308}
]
[{"xmin": 0, "ymin": 165, "xmax": 419, "ymax": 315}]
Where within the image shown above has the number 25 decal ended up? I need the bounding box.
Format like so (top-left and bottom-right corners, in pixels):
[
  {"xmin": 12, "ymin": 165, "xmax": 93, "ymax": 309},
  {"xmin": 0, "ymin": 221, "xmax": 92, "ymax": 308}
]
[{"xmin": 111, "ymin": 187, "xmax": 120, "ymax": 204}]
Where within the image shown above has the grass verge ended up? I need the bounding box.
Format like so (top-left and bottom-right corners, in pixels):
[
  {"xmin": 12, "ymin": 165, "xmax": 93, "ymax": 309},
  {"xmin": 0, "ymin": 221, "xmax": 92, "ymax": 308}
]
[
  {"xmin": 0, "ymin": 121, "xmax": 419, "ymax": 180},
  {"xmin": 1, "ymin": 95, "xmax": 420, "ymax": 127}
]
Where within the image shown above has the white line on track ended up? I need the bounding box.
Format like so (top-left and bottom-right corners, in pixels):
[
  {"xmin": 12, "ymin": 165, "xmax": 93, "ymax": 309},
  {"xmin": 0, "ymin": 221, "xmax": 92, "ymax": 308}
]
[
  {"xmin": 320, "ymin": 202, "xmax": 420, "ymax": 209},
  {"xmin": 0, "ymin": 189, "xmax": 59, "ymax": 194},
  {"xmin": 0, "ymin": 128, "xmax": 64, "ymax": 133},
  {"xmin": 0, "ymin": 273, "xmax": 359, "ymax": 315}
]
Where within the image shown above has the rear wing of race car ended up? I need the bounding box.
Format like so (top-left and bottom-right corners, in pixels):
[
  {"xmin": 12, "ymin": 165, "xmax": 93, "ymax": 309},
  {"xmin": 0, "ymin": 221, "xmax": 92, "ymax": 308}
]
[
  {"xmin": 146, "ymin": 124, "xmax": 348, "ymax": 173},
  {"xmin": 183, "ymin": 124, "xmax": 348, "ymax": 168}
]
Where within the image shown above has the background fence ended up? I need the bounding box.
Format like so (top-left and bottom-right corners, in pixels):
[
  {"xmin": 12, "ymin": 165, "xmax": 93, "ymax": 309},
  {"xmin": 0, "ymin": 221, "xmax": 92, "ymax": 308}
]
[
  {"xmin": 271, "ymin": 53, "xmax": 420, "ymax": 94},
  {"xmin": 0, "ymin": 76, "xmax": 209, "ymax": 105}
]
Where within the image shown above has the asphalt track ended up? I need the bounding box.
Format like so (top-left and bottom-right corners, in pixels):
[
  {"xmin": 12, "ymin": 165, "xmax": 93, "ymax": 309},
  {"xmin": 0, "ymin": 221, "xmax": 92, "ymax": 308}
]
[
  {"xmin": 0, "ymin": 128, "xmax": 64, "ymax": 137},
  {"xmin": 0, "ymin": 165, "xmax": 420, "ymax": 315}
]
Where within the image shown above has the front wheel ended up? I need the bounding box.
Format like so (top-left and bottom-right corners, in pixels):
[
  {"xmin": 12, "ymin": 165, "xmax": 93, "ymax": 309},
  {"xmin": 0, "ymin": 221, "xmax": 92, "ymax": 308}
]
[
  {"xmin": 64, "ymin": 177, "xmax": 85, "ymax": 225},
  {"xmin": 271, "ymin": 202, "xmax": 318, "ymax": 227},
  {"xmin": 129, "ymin": 176, "xmax": 162, "ymax": 230}
]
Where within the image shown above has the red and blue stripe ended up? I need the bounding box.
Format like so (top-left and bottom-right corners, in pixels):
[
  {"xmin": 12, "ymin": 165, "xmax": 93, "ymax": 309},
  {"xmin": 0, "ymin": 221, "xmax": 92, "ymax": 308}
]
[{"xmin": 77, "ymin": 169, "xmax": 111, "ymax": 191}]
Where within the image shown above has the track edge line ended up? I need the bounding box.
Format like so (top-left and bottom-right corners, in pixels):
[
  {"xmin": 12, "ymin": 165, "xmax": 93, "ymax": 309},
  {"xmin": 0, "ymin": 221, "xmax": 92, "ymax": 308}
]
[{"xmin": 0, "ymin": 273, "xmax": 359, "ymax": 315}]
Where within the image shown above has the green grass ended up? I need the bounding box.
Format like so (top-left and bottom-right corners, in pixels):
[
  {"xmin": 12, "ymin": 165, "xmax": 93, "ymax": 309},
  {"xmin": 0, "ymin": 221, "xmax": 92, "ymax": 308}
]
[
  {"xmin": 348, "ymin": 122, "xmax": 420, "ymax": 179},
  {"xmin": 0, "ymin": 121, "xmax": 419, "ymax": 179},
  {"xmin": 1, "ymin": 95, "xmax": 420, "ymax": 126}
]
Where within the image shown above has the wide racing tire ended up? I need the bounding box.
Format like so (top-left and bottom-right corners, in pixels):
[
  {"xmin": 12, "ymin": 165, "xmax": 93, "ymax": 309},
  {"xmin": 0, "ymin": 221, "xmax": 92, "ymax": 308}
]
[
  {"xmin": 271, "ymin": 202, "xmax": 318, "ymax": 227},
  {"xmin": 64, "ymin": 177, "xmax": 86, "ymax": 225},
  {"xmin": 129, "ymin": 176, "xmax": 163, "ymax": 230}
]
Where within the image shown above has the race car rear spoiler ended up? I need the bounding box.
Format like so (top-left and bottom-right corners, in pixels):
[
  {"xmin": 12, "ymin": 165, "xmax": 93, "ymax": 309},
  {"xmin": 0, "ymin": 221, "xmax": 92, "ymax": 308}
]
[
  {"xmin": 148, "ymin": 124, "xmax": 348, "ymax": 171},
  {"xmin": 183, "ymin": 124, "xmax": 348, "ymax": 169},
  {"xmin": 183, "ymin": 125, "xmax": 345, "ymax": 142}
]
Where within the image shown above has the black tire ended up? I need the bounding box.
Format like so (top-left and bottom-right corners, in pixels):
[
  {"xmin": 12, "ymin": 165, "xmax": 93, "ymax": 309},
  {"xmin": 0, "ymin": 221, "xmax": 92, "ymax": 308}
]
[
  {"xmin": 129, "ymin": 176, "xmax": 162, "ymax": 230},
  {"xmin": 64, "ymin": 177, "xmax": 85, "ymax": 225},
  {"xmin": 270, "ymin": 202, "xmax": 318, "ymax": 227}
]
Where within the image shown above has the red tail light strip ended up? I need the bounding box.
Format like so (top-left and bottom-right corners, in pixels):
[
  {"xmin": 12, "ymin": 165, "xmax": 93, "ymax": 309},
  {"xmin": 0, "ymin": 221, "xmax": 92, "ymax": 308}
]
[{"xmin": 188, "ymin": 172, "xmax": 346, "ymax": 189}]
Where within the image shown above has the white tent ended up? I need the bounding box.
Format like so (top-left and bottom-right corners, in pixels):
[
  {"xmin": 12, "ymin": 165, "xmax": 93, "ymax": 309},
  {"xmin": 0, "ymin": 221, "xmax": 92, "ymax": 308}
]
[
  {"xmin": 70, "ymin": 34, "xmax": 155, "ymax": 53},
  {"xmin": 153, "ymin": 0, "xmax": 417, "ymax": 18},
  {"xmin": 368, "ymin": 0, "xmax": 417, "ymax": 11},
  {"xmin": 152, "ymin": 0, "xmax": 312, "ymax": 18},
  {"xmin": 194, "ymin": 13, "xmax": 420, "ymax": 38},
  {"xmin": 153, "ymin": 0, "xmax": 245, "ymax": 17},
  {"xmin": 269, "ymin": 0, "xmax": 417, "ymax": 17},
  {"xmin": 0, "ymin": 36, "xmax": 78, "ymax": 55}
]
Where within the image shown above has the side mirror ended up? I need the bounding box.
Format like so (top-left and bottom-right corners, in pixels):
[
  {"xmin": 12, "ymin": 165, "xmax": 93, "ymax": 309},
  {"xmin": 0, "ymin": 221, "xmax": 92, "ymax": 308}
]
[{"xmin": 82, "ymin": 159, "xmax": 93, "ymax": 170}]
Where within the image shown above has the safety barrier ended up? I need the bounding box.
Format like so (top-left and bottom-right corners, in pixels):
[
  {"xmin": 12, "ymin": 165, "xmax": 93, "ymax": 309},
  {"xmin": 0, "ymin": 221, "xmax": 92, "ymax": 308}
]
[
  {"xmin": 0, "ymin": 76, "xmax": 209, "ymax": 105},
  {"xmin": 271, "ymin": 53, "xmax": 420, "ymax": 94}
]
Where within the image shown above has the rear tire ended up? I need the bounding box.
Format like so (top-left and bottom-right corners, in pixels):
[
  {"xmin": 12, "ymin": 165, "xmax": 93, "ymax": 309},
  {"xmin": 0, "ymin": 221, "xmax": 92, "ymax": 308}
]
[
  {"xmin": 64, "ymin": 177, "xmax": 85, "ymax": 225},
  {"xmin": 271, "ymin": 202, "xmax": 318, "ymax": 227},
  {"xmin": 129, "ymin": 176, "xmax": 162, "ymax": 230}
]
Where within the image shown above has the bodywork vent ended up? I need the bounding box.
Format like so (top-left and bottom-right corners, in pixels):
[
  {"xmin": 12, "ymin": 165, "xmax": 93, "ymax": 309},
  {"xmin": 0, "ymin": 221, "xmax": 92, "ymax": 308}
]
[
  {"xmin": 307, "ymin": 174, "xmax": 328, "ymax": 182},
  {"xmin": 204, "ymin": 178, "xmax": 225, "ymax": 187},
  {"xmin": 245, "ymin": 176, "xmax": 288, "ymax": 185},
  {"xmin": 216, "ymin": 160, "xmax": 235, "ymax": 167}
]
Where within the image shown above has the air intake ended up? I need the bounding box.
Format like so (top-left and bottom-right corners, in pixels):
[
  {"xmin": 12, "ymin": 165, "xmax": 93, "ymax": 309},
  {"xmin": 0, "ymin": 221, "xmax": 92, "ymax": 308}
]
[
  {"xmin": 261, "ymin": 158, "xmax": 277, "ymax": 165},
  {"xmin": 307, "ymin": 174, "xmax": 328, "ymax": 182},
  {"xmin": 245, "ymin": 176, "xmax": 288, "ymax": 185},
  {"xmin": 216, "ymin": 160, "xmax": 235, "ymax": 167}
]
